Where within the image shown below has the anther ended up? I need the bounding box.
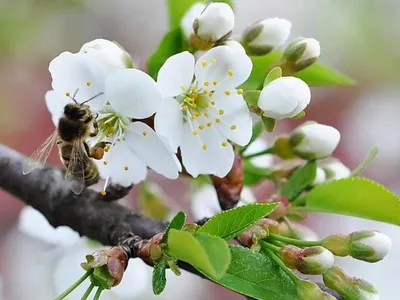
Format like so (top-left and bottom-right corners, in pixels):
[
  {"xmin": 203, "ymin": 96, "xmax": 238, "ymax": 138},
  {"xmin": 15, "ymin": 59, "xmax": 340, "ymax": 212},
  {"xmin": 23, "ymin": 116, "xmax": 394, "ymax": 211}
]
[
  {"xmin": 230, "ymin": 124, "xmax": 237, "ymax": 130},
  {"xmin": 210, "ymin": 58, "xmax": 216, "ymax": 64},
  {"xmin": 201, "ymin": 60, "xmax": 207, "ymax": 67},
  {"xmin": 216, "ymin": 118, "xmax": 221, "ymax": 123},
  {"xmin": 192, "ymin": 130, "xmax": 198, "ymax": 135},
  {"xmin": 103, "ymin": 161, "xmax": 108, "ymax": 165},
  {"xmin": 237, "ymin": 89, "xmax": 243, "ymax": 95},
  {"xmin": 142, "ymin": 131, "xmax": 148, "ymax": 136},
  {"xmin": 204, "ymin": 81, "xmax": 209, "ymax": 87},
  {"xmin": 227, "ymin": 69, "xmax": 234, "ymax": 76},
  {"xmin": 204, "ymin": 112, "xmax": 209, "ymax": 117},
  {"xmin": 207, "ymin": 122, "xmax": 212, "ymax": 127},
  {"xmin": 124, "ymin": 166, "xmax": 129, "ymax": 171},
  {"xmin": 219, "ymin": 109, "xmax": 224, "ymax": 115},
  {"xmin": 100, "ymin": 190, "xmax": 107, "ymax": 196},
  {"xmin": 213, "ymin": 81, "xmax": 218, "ymax": 86},
  {"xmin": 182, "ymin": 106, "xmax": 188, "ymax": 111},
  {"xmin": 202, "ymin": 144, "xmax": 208, "ymax": 150},
  {"xmin": 65, "ymin": 92, "xmax": 71, "ymax": 97},
  {"xmin": 225, "ymin": 90, "xmax": 231, "ymax": 96},
  {"xmin": 191, "ymin": 87, "xmax": 197, "ymax": 93},
  {"xmin": 211, "ymin": 101, "xmax": 216, "ymax": 105},
  {"xmin": 86, "ymin": 81, "xmax": 92, "ymax": 86},
  {"xmin": 221, "ymin": 141, "xmax": 228, "ymax": 147},
  {"xmin": 199, "ymin": 124, "xmax": 205, "ymax": 130}
]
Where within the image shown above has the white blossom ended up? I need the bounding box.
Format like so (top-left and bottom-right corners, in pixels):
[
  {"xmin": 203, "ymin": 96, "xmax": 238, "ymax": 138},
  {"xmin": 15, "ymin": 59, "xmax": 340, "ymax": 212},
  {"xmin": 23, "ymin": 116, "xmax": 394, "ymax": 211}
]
[
  {"xmin": 313, "ymin": 167, "xmax": 327, "ymax": 185},
  {"xmin": 289, "ymin": 122, "xmax": 340, "ymax": 159},
  {"xmin": 349, "ymin": 231, "xmax": 392, "ymax": 263},
  {"xmin": 243, "ymin": 18, "xmax": 291, "ymax": 55},
  {"xmin": 180, "ymin": 2, "xmax": 207, "ymax": 39},
  {"xmin": 45, "ymin": 52, "xmax": 181, "ymax": 192},
  {"xmin": 220, "ymin": 40, "xmax": 246, "ymax": 54},
  {"xmin": 193, "ymin": 2, "xmax": 235, "ymax": 43},
  {"xmin": 80, "ymin": 39, "xmax": 133, "ymax": 71},
  {"xmin": 155, "ymin": 46, "xmax": 253, "ymax": 177},
  {"xmin": 258, "ymin": 76, "xmax": 311, "ymax": 120},
  {"xmin": 319, "ymin": 159, "xmax": 351, "ymax": 181}
]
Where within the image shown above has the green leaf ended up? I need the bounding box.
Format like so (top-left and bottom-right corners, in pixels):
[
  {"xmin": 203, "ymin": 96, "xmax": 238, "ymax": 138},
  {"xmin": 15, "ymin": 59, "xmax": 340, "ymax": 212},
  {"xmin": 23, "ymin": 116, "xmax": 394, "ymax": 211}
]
[
  {"xmin": 241, "ymin": 52, "xmax": 354, "ymax": 90},
  {"xmin": 243, "ymin": 90, "xmax": 260, "ymax": 107},
  {"xmin": 161, "ymin": 211, "xmax": 186, "ymax": 244},
  {"xmin": 282, "ymin": 160, "xmax": 317, "ymax": 201},
  {"xmin": 211, "ymin": 245, "xmax": 298, "ymax": 300},
  {"xmin": 168, "ymin": 229, "xmax": 231, "ymax": 279},
  {"xmin": 263, "ymin": 66, "xmax": 282, "ymax": 87},
  {"xmin": 303, "ymin": 177, "xmax": 400, "ymax": 225},
  {"xmin": 295, "ymin": 63, "xmax": 355, "ymax": 86},
  {"xmin": 198, "ymin": 203, "xmax": 279, "ymax": 240},
  {"xmin": 243, "ymin": 160, "xmax": 274, "ymax": 186},
  {"xmin": 261, "ymin": 116, "xmax": 276, "ymax": 132},
  {"xmin": 167, "ymin": 0, "xmax": 233, "ymax": 30},
  {"xmin": 152, "ymin": 259, "xmax": 167, "ymax": 295},
  {"xmin": 147, "ymin": 28, "xmax": 184, "ymax": 79}
]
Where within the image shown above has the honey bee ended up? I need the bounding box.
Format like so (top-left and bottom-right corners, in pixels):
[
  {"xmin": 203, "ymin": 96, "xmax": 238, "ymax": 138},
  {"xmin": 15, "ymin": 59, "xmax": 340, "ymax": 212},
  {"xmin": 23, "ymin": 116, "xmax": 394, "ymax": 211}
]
[{"xmin": 23, "ymin": 90, "xmax": 107, "ymax": 194}]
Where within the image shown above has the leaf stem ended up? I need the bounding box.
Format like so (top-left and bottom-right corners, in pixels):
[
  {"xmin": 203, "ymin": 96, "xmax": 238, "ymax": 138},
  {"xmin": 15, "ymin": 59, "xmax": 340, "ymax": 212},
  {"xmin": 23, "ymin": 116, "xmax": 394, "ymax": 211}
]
[
  {"xmin": 93, "ymin": 287, "xmax": 104, "ymax": 300},
  {"xmin": 268, "ymin": 233, "xmax": 321, "ymax": 247},
  {"xmin": 55, "ymin": 269, "xmax": 93, "ymax": 300},
  {"xmin": 261, "ymin": 242, "xmax": 299, "ymax": 283},
  {"xmin": 80, "ymin": 282, "xmax": 95, "ymax": 300},
  {"xmin": 243, "ymin": 147, "xmax": 275, "ymax": 159},
  {"xmin": 350, "ymin": 146, "xmax": 379, "ymax": 177}
]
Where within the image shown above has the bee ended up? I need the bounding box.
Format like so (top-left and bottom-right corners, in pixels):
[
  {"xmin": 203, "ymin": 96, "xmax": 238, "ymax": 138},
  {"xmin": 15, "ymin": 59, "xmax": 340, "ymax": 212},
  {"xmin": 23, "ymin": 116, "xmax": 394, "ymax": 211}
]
[{"xmin": 23, "ymin": 90, "xmax": 107, "ymax": 194}]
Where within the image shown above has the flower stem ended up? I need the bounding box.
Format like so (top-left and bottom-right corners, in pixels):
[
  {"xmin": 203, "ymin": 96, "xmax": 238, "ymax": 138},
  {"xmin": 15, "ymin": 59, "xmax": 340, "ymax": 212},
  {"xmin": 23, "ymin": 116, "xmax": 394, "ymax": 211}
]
[
  {"xmin": 80, "ymin": 282, "xmax": 95, "ymax": 300},
  {"xmin": 260, "ymin": 240, "xmax": 281, "ymax": 252},
  {"xmin": 93, "ymin": 287, "xmax": 104, "ymax": 300},
  {"xmin": 268, "ymin": 233, "xmax": 321, "ymax": 247},
  {"xmin": 260, "ymin": 241, "xmax": 299, "ymax": 283},
  {"xmin": 243, "ymin": 147, "xmax": 275, "ymax": 159},
  {"xmin": 55, "ymin": 269, "xmax": 93, "ymax": 300}
]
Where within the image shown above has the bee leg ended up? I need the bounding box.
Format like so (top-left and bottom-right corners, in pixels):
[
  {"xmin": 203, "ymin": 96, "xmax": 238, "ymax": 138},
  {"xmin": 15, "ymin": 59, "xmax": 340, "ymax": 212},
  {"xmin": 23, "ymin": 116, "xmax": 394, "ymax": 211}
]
[
  {"xmin": 89, "ymin": 119, "xmax": 99, "ymax": 137},
  {"xmin": 83, "ymin": 141, "xmax": 91, "ymax": 157}
]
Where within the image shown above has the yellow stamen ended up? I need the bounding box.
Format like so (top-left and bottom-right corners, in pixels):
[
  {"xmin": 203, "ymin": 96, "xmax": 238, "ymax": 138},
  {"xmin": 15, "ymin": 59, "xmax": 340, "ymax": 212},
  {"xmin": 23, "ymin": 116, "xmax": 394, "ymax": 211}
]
[
  {"xmin": 182, "ymin": 106, "xmax": 188, "ymax": 111},
  {"xmin": 124, "ymin": 166, "xmax": 129, "ymax": 171},
  {"xmin": 228, "ymin": 69, "xmax": 234, "ymax": 76},
  {"xmin": 192, "ymin": 130, "xmax": 198, "ymax": 135},
  {"xmin": 237, "ymin": 89, "xmax": 243, "ymax": 95},
  {"xmin": 86, "ymin": 81, "xmax": 92, "ymax": 86},
  {"xmin": 210, "ymin": 58, "xmax": 216, "ymax": 64},
  {"xmin": 221, "ymin": 141, "xmax": 228, "ymax": 147},
  {"xmin": 117, "ymin": 138, "xmax": 121, "ymax": 142},
  {"xmin": 230, "ymin": 124, "xmax": 237, "ymax": 130},
  {"xmin": 142, "ymin": 131, "xmax": 148, "ymax": 136},
  {"xmin": 103, "ymin": 161, "xmax": 108, "ymax": 165},
  {"xmin": 202, "ymin": 144, "xmax": 208, "ymax": 150},
  {"xmin": 211, "ymin": 101, "xmax": 216, "ymax": 105},
  {"xmin": 225, "ymin": 90, "xmax": 231, "ymax": 96},
  {"xmin": 204, "ymin": 81, "xmax": 209, "ymax": 87},
  {"xmin": 191, "ymin": 87, "xmax": 197, "ymax": 93},
  {"xmin": 213, "ymin": 81, "xmax": 218, "ymax": 86},
  {"xmin": 207, "ymin": 122, "xmax": 212, "ymax": 127},
  {"xmin": 199, "ymin": 124, "xmax": 205, "ymax": 130},
  {"xmin": 204, "ymin": 112, "xmax": 209, "ymax": 117},
  {"xmin": 65, "ymin": 92, "xmax": 70, "ymax": 97},
  {"xmin": 216, "ymin": 118, "xmax": 221, "ymax": 123},
  {"xmin": 100, "ymin": 190, "xmax": 107, "ymax": 196},
  {"xmin": 219, "ymin": 109, "xmax": 224, "ymax": 115},
  {"xmin": 209, "ymin": 91, "xmax": 214, "ymax": 97},
  {"xmin": 201, "ymin": 60, "xmax": 207, "ymax": 67},
  {"xmin": 205, "ymin": 103, "xmax": 209, "ymax": 108}
]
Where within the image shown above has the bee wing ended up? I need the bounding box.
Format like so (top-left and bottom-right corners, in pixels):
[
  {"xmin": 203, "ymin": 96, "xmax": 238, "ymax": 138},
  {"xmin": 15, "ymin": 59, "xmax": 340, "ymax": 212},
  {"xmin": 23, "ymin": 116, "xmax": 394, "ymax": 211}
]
[
  {"xmin": 65, "ymin": 140, "xmax": 87, "ymax": 195},
  {"xmin": 22, "ymin": 129, "xmax": 59, "ymax": 175}
]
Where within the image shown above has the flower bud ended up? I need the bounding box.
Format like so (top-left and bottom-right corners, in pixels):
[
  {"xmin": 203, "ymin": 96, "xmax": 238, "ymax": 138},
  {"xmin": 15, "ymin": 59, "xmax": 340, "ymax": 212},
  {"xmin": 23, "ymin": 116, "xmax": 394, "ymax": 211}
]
[
  {"xmin": 193, "ymin": 2, "xmax": 234, "ymax": 43},
  {"xmin": 281, "ymin": 245, "xmax": 334, "ymax": 275},
  {"xmin": 242, "ymin": 18, "xmax": 291, "ymax": 56},
  {"xmin": 289, "ymin": 122, "xmax": 341, "ymax": 160},
  {"xmin": 313, "ymin": 167, "xmax": 327, "ymax": 185},
  {"xmin": 296, "ymin": 279, "xmax": 337, "ymax": 300},
  {"xmin": 80, "ymin": 39, "xmax": 133, "ymax": 71},
  {"xmin": 323, "ymin": 266, "xmax": 379, "ymax": 300},
  {"xmin": 321, "ymin": 234, "xmax": 349, "ymax": 256},
  {"xmin": 348, "ymin": 231, "xmax": 391, "ymax": 262},
  {"xmin": 320, "ymin": 159, "xmax": 351, "ymax": 181},
  {"xmin": 180, "ymin": 2, "xmax": 207, "ymax": 39},
  {"xmin": 283, "ymin": 37, "xmax": 321, "ymax": 71},
  {"xmin": 279, "ymin": 222, "xmax": 319, "ymax": 241},
  {"xmin": 219, "ymin": 40, "xmax": 246, "ymax": 54},
  {"xmin": 258, "ymin": 77, "xmax": 311, "ymax": 120}
]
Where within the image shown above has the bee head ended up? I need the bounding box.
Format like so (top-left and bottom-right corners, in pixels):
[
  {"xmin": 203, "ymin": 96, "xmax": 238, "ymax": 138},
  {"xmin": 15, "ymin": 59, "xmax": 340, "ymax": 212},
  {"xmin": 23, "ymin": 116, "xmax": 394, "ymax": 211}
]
[{"xmin": 64, "ymin": 103, "xmax": 91, "ymax": 121}]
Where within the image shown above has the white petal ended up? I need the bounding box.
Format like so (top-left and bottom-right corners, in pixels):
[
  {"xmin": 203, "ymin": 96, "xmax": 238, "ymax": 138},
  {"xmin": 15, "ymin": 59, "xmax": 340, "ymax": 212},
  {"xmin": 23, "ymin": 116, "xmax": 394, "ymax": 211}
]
[
  {"xmin": 211, "ymin": 90, "xmax": 252, "ymax": 145},
  {"xmin": 96, "ymin": 141, "xmax": 148, "ymax": 186},
  {"xmin": 243, "ymin": 138, "xmax": 273, "ymax": 168},
  {"xmin": 259, "ymin": 76, "xmax": 310, "ymax": 120},
  {"xmin": 180, "ymin": 2, "xmax": 207, "ymax": 39},
  {"xmin": 157, "ymin": 51, "xmax": 195, "ymax": 97},
  {"xmin": 111, "ymin": 258, "xmax": 151, "ymax": 298},
  {"xmin": 154, "ymin": 97, "xmax": 183, "ymax": 152},
  {"xmin": 238, "ymin": 187, "xmax": 257, "ymax": 205},
  {"xmin": 49, "ymin": 51, "xmax": 107, "ymax": 110},
  {"xmin": 18, "ymin": 206, "xmax": 80, "ymax": 246},
  {"xmin": 191, "ymin": 185, "xmax": 222, "ymax": 220},
  {"xmin": 195, "ymin": 46, "xmax": 252, "ymax": 90},
  {"xmin": 45, "ymin": 90, "xmax": 72, "ymax": 127},
  {"xmin": 106, "ymin": 69, "xmax": 161, "ymax": 119},
  {"xmin": 124, "ymin": 122, "xmax": 181, "ymax": 179},
  {"xmin": 221, "ymin": 40, "xmax": 246, "ymax": 54},
  {"xmin": 248, "ymin": 18, "xmax": 292, "ymax": 49},
  {"xmin": 180, "ymin": 121, "xmax": 234, "ymax": 177}
]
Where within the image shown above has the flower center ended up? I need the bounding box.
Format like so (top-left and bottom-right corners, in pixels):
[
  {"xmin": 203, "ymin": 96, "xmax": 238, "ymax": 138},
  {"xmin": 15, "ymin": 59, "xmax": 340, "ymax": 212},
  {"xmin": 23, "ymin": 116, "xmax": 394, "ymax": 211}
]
[{"xmin": 97, "ymin": 104, "xmax": 130, "ymax": 142}]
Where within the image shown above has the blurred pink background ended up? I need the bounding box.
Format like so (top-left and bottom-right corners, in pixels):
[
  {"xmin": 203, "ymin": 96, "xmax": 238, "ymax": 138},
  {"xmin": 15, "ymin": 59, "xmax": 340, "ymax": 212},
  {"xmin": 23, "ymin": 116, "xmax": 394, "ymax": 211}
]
[{"xmin": 0, "ymin": 0, "xmax": 399, "ymax": 299}]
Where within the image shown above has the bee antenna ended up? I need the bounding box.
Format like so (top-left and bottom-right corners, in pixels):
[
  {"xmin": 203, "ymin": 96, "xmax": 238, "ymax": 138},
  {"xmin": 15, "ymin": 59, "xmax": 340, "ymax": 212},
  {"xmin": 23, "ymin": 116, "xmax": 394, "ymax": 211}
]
[{"xmin": 81, "ymin": 92, "xmax": 104, "ymax": 105}]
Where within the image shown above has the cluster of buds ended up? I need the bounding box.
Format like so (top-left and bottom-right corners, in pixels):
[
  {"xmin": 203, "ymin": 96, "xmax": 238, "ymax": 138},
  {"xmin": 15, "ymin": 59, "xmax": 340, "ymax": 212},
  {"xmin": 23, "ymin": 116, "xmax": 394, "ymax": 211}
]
[
  {"xmin": 81, "ymin": 246, "xmax": 129, "ymax": 289},
  {"xmin": 238, "ymin": 218, "xmax": 280, "ymax": 250},
  {"xmin": 281, "ymin": 245, "xmax": 334, "ymax": 275},
  {"xmin": 322, "ymin": 231, "xmax": 392, "ymax": 262},
  {"xmin": 323, "ymin": 267, "xmax": 379, "ymax": 300}
]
